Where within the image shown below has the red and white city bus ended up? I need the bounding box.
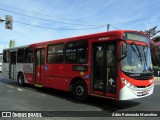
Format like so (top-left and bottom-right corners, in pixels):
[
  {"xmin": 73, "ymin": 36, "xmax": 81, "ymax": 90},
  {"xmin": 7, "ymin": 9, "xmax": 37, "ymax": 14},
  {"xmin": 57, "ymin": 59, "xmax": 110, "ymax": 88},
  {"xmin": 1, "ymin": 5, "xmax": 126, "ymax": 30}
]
[{"xmin": 2, "ymin": 30, "xmax": 154, "ymax": 101}]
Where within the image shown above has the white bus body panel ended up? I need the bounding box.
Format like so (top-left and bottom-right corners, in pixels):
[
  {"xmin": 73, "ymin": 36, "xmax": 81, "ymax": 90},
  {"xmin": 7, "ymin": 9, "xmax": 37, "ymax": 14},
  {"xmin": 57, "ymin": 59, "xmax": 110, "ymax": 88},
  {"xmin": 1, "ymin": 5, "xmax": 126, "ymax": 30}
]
[
  {"xmin": 2, "ymin": 63, "xmax": 9, "ymax": 79},
  {"xmin": 119, "ymin": 83, "xmax": 154, "ymax": 100}
]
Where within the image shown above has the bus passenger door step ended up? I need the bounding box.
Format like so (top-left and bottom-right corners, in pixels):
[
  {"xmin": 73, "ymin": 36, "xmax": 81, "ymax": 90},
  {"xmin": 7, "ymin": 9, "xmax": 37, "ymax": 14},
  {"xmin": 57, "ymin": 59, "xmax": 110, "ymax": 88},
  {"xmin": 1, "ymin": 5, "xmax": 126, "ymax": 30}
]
[{"xmin": 35, "ymin": 84, "xmax": 43, "ymax": 88}]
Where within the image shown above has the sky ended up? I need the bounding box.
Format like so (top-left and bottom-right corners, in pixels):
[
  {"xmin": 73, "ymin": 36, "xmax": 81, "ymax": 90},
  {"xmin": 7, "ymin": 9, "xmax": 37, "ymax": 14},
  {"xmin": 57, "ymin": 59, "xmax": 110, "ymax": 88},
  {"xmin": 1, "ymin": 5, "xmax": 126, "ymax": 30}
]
[{"xmin": 0, "ymin": 0, "xmax": 160, "ymax": 53}]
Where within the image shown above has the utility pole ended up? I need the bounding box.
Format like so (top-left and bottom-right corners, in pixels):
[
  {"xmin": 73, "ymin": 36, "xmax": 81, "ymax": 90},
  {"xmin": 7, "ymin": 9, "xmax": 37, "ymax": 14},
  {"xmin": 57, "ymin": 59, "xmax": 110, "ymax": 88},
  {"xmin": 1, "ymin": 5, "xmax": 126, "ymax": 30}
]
[
  {"xmin": 9, "ymin": 40, "xmax": 15, "ymax": 48},
  {"xmin": 107, "ymin": 24, "xmax": 110, "ymax": 31},
  {"xmin": 0, "ymin": 15, "xmax": 13, "ymax": 30}
]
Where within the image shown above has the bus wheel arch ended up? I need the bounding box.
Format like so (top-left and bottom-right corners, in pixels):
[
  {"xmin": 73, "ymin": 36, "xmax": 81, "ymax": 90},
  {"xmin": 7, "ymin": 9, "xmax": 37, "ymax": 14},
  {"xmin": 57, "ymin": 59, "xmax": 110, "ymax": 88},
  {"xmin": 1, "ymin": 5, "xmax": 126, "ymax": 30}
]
[
  {"xmin": 17, "ymin": 72, "xmax": 25, "ymax": 86},
  {"xmin": 70, "ymin": 77, "xmax": 88, "ymax": 101}
]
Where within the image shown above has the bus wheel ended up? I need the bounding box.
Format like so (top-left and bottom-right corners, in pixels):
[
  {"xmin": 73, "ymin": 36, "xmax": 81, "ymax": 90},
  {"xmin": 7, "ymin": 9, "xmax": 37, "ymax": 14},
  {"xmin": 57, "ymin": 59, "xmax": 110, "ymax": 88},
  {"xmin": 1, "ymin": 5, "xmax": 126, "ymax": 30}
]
[
  {"xmin": 17, "ymin": 73, "xmax": 25, "ymax": 86},
  {"xmin": 72, "ymin": 80, "xmax": 88, "ymax": 101}
]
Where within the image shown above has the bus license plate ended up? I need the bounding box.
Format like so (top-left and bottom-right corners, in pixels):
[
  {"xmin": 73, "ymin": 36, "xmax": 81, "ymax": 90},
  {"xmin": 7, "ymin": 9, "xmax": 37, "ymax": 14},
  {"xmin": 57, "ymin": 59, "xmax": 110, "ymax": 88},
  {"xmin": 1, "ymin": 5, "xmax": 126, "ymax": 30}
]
[{"xmin": 142, "ymin": 90, "xmax": 148, "ymax": 95}]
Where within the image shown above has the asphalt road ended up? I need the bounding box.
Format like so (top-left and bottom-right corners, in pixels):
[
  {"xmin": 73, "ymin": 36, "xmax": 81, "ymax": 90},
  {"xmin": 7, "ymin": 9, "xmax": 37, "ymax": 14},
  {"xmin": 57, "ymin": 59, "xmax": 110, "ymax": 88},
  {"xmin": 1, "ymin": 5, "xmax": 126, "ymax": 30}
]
[{"xmin": 0, "ymin": 73, "xmax": 160, "ymax": 120}]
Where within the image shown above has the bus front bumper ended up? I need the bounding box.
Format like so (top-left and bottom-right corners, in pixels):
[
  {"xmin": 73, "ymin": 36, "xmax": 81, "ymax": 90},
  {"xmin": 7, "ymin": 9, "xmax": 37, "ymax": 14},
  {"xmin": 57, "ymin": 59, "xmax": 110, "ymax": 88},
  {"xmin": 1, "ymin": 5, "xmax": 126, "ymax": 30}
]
[{"xmin": 119, "ymin": 83, "xmax": 154, "ymax": 100}]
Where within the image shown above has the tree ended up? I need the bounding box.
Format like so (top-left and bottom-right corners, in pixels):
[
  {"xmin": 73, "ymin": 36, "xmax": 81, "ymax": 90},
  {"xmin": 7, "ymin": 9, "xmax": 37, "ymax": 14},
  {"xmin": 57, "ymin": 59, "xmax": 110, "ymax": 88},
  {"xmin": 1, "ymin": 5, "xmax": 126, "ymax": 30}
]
[
  {"xmin": 144, "ymin": 26, "xmax": 160, "ymax": 66},
  {"xmin": 150, "ymin": 43, "xmax": 160, "ymax": 66},
  {"xmin": 144, "ymin": 26, "xmax": 160, "ymax": 38},
  {"xmin": 153, "ymin": 36, "xmax": 160, "ymax": 43},
  {"xmin": 144, "ymin": 26, "xmax": 160, "ymax": 39}
]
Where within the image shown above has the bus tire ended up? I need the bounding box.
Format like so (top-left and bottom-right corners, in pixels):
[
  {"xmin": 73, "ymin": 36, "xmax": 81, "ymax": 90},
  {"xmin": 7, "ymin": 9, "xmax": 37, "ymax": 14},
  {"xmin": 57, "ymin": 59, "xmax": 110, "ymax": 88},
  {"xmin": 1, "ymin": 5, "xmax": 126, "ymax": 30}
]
[
  {"xmin": 72, "ymin": 80, "xmax": 88, "ymax": 102},
  {"xmin": 17, "ymin": 73, "xmax": 25, "ymax": 86}
]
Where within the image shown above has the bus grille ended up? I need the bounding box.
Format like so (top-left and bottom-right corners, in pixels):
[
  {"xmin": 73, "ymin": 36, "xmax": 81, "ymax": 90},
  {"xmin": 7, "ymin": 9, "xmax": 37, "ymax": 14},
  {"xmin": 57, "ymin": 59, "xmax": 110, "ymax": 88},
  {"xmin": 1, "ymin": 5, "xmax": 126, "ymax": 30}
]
[{"xmin": 130, "ymin": 74, "xmax": 152, "ymax": 80}]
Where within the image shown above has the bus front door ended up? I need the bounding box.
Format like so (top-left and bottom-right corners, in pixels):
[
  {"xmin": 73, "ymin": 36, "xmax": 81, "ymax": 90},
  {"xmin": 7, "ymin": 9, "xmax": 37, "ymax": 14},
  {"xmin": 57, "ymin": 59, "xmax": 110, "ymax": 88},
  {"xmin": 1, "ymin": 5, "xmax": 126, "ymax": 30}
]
[
  {"xmin": 92, "ymin": 42, "xmax": 117, "ymax": 98},
  {"xmin": 35, "ymin": 48, "xmax": 45, "ymax": 86}
]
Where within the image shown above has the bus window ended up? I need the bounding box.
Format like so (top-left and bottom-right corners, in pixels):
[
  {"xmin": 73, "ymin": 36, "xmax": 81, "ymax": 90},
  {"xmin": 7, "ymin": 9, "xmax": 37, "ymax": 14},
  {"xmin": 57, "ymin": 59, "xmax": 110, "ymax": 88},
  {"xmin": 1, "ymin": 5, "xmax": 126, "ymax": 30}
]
[
  {"xmin": 3, "ymin": 51, "xmax": 9, "ymax": 63},
  {"xmin": 47, "ymin": 44, "xmax": 64, "ymax": 63},
  {"xmin": 36, "ymin": 49, "xmax": 44, "ymax": 65},
  {"xmin": 65, "ymin": 42, "xmax": 76, "ymax": 63},
  {"xmin": 25, "ymin": 48, "xmax": 33, "ymax": 63},
  {"xmin": 10, "ymin": 52, "xmax": 16, "ymax": 64},
  {"xmin": 66, "ymin": 41, "xmax": 88, "ymax": 63},
  {"xmin": 17, "ymin": 48, "xmax": 25, "ymax": 63}
]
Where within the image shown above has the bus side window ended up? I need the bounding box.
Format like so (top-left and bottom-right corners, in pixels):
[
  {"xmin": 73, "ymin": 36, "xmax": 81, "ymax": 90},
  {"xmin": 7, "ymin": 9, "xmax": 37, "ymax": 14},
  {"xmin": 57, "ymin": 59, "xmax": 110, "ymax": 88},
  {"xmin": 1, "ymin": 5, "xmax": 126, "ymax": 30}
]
[
  {"xmin": 3, "ymin": 51, "xmax": 9, "ymax": 63},
  {"xmin": 65, "ymin": 40, "xmax": 88, "ymax": 64},
  {"xmin": 17, "ymin": 49, "xmax": 25, "ymax": 63},
  {"xmin": 25, "ymin": 48, "xmax": 33, "ymax": 63},
  {"xmin": 47, "ymin": 44, "xmax": 64, "ymax": 64},
  {"xmin": 10, "ymin": 52, "xmax": 16, "ymax": 64}
]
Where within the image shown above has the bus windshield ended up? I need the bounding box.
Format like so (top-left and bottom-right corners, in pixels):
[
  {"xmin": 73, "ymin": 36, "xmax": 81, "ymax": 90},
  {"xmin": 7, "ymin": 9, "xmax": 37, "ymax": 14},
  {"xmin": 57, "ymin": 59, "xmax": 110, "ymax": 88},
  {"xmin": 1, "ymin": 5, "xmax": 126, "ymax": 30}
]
[{"xmin": 121, "ymin": 44, "xmax": 153, "ymax": 73}]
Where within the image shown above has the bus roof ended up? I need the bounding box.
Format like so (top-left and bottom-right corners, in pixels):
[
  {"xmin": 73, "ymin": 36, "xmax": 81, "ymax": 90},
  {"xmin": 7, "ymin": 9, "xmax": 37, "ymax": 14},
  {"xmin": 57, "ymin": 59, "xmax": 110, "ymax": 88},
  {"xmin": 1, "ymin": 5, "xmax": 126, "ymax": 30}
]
[
  {"xmin": 3, "ymin": 30, "xmax": 147, "ymax": 50},
  {"xmin": 3, "ymin": 45, "xmax": 29, "ymax": 51},
  {"xmin": 30, "ymin": 30, "xmax": 142, "ymax": 46}
]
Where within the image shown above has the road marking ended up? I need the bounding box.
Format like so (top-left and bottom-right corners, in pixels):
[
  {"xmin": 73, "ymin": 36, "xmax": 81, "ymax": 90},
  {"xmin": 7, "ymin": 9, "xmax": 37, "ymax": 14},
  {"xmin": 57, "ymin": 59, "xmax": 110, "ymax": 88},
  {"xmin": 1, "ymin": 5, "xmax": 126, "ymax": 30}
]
[{"xmin": 17, "ymin": 88, "xmax": 23, "ymax": 92}]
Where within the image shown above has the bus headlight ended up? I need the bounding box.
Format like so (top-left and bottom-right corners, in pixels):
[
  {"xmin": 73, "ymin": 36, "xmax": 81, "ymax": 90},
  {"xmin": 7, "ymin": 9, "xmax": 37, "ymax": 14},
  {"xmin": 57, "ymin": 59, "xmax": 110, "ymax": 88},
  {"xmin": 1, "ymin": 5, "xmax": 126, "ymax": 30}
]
[{"xmin": 121, "ymin": 78, "xmax": 137, "ymax": 90}]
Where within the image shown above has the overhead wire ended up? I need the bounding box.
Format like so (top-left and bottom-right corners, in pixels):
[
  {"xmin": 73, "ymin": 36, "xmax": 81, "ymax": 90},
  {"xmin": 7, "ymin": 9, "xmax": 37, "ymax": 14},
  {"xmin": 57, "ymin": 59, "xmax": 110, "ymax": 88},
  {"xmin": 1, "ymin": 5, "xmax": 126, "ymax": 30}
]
[
  {"xmin": 112, "ymin": 16, "xmax": 160, "ymax": 25},
  {"xmin": 109, "ymin": 24, "xmax": 120, "ymax": 30},
  {"xmin": 0, "ymin": 3, "xmax": 98, "ymax": 24},
  {"xmin": 0, "ymin": 5, "xmax": 108, "ymax": 30},
  {"xmin": 14, "ymin": 20, "xmax": 107, "ymax": 30},
  {"xmin": 0, "ymin": 7, "xmax": 101, "ymax": 26},
  {"xmin": 1, "ymin": 3, "xmax": 159, "ymax": 31}
]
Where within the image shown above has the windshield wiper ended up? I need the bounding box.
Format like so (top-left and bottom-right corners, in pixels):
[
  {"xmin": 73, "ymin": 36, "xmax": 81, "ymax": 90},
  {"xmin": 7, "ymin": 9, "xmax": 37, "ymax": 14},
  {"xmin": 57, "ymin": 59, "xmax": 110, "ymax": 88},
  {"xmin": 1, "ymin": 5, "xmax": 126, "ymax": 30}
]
[
  {"xmin": 130, "ymin": 43, "xmax": 142, "ymax": 63},
  {"xmin": 142, "ymin": 46, "xmax": 149, "ymax": 72}
]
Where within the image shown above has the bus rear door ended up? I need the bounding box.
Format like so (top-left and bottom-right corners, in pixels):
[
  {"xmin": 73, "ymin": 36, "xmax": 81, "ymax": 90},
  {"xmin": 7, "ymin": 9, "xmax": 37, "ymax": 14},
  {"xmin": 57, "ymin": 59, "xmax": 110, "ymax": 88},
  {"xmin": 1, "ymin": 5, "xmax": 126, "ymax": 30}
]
[{"xmin": 34, "ymin": 48, "xmax": 45, "ymax": 86}]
